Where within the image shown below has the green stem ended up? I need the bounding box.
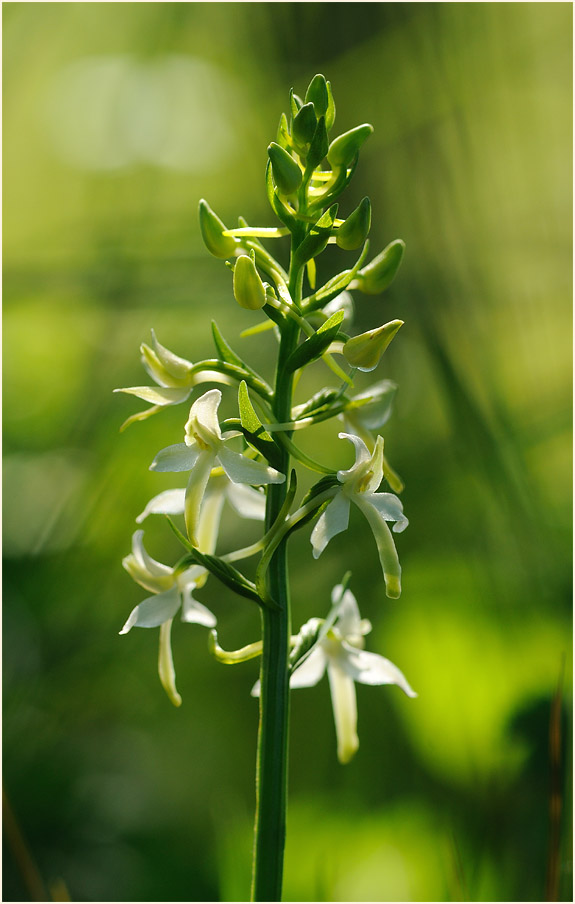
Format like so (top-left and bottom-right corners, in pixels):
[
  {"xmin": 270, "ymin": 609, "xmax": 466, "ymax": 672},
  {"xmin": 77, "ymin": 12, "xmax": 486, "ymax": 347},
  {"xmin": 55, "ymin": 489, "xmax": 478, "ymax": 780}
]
[{"xmin": 251, "ymin": 254, "xmax": 303, "ymax": 902}]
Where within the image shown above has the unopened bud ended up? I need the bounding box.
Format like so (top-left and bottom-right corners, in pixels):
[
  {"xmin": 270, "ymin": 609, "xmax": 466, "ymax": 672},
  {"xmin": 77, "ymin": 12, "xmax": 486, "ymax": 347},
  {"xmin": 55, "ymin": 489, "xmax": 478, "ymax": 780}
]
[
  {"xmin": 327, "ymin": 124, "xmax": 373, "ymax": 168},
  {"xmin": 292, "ymin": 102, "xmax": 317, "ymax": 147},
  {"xmin": 294, "ymin": 204, "xmax": 338, "ymax": 266},
  {"xmin": 233, "ymin": 252, "xmax": 267, "ymax": 311},
  {"xmin": 343, "ymin": 320, "xmax": 403, "ymax": 372},
  {"xmin": 356, "ymin": 240, "xmax": 405, "ymax": 294},
  {"xmin": 268, "ymin": 142, "xmax": 303, "ymax": 197},
  {"xmin": 336, "ymin": 197, "xmax": 371, "ymax": 250},
  {"xmin": 198, "ymin": 199, "xmax": 238, "ymax": 259}
]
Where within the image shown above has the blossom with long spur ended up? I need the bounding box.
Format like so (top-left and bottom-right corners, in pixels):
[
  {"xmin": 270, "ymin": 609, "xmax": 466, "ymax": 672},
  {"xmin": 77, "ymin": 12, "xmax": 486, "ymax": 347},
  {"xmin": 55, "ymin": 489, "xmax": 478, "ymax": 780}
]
[
  {"xmin": 150, "ymin": 389, "xmax": 284, "ymax": 546},
  {"xmin": 254, "ymin": 584, "xmax": 416, "ymax": 763},
  {"xmin": 310, "ymin": 432, "xmax": 408, "ymax": 598},
  {"xmin": 120, "ymin": 530, "xmax": 216, "ymax": 707}
]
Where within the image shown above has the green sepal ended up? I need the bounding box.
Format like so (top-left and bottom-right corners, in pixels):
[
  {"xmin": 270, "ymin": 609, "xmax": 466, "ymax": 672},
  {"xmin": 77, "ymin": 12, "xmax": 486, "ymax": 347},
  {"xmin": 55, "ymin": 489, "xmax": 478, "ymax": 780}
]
[
  {"xmin": 268, "ymin": 142, "xmax": 302, "ymax": 197},
  {"xmin": 198, "ymin": 199, "xmax": 239, "ymax": 259},
  {"xmin": 265, "ymin": 160, "xmax": 297, "ymax": 229},
  {"xmin": 327, "ymin": 124, "xmax": 374, "ymax": 168},
  {"xmin": 305, "ymin": 116, "xmax": 329, "ymax": 171},
  {"xmin": 356, "ymin": 239, "xmax": 405, "ymax": 294},
  {"xmin": 293, "ymin": 203, "xmax": 338, "ymax": 267},
  {"xmin": 336, "ymin": 197, "xmax": 372, "ymax": 250},
  {"xmin": 211, "ymin": 321, "xmax": 271, "ymax": 393},
  {"xmin": 292, "ymin": 103, "xmax": 317, "ymax": 148},
  {"xmin": 324, "ymin": 80, "xmax": 336, "ymax": 131},
  {"xmin": 305, "ymin": 74, "xmax": 329, "ymax": 119},
  {"xmin": 285, "ymin": 309, "xmax": 345, "ymax": 373}
]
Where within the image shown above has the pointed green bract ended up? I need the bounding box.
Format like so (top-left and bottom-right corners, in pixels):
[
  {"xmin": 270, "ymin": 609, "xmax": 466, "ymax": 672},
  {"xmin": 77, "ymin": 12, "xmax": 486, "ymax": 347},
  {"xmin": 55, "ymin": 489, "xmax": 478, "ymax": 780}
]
[{"xmin": 293, "ymin": 203, "xmax": 338, "ymax": 266}]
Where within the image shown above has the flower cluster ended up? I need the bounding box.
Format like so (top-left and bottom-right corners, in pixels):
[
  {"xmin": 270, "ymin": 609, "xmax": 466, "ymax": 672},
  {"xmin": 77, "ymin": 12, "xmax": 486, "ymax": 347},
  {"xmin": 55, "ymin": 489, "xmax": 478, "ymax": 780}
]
[{"xmin": 117, "ymin": 73, "xmax": 415, "ymax": 766}]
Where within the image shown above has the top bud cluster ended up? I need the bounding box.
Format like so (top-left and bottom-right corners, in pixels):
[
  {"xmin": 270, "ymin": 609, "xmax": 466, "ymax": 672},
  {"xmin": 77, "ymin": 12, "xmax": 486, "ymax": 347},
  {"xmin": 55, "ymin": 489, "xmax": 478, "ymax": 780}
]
[{"xmin": 116, "ymin": 74, "xmax": 414, "ymax": 751}]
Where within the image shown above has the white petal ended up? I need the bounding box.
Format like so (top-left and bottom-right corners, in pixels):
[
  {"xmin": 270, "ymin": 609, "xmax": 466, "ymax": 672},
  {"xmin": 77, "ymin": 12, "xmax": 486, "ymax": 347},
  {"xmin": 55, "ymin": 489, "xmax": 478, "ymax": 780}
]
[
  {"xmin": 251, "ymin": 678, "xmax": 261, "ymax": 698},
  {"xmin": 368, "ymin": 491, "xmax": 409, "ymax": 533},
  {"xmin": 119, "ymin": 586, "xmax": 181, "ymax": 633},
  {"xmin": 184, "ymin": 450, "xmax": 217, "ymax": 546},
  {"xmin": 333, "ymin": 588, "xmax": 363, "ymax": 640},
  {"xmin": 218, "ymin": 446, "xmax": 285, "ymax": 486},
  {"xmin": 131, "ymin": 530, "xmax": 172, "ymax": 577},
  {"xmin": 185, "ymin": 389, "xmax": 222, "ymax": 447},
  {"xmin": 363, "ymin": 435, "xmax": 385, "ymax": 494},
  {"xmin": 353, "ymin": 497, "xmax": 402, "ymax": 599},
  {"xmin": 151, "ymin": 330, "xmax": 194, "ymax": 382},
  {"xmin": 158, "ymin": 620, "xmax": 182, "ymax": 707},
  {"xmin": 327, "ymin": 661, "xmax": 359, "ymax": 764},
  {"xmin": 342, "ymin": 646, "xmax": 417, "ymax": 697},
  {"xmin": 225, "ymin": 482, "xmax": 266, "ymax": 520},
  {"xmin": 150, "ymin": 443, "xmax": 199, "ymax": 473},
  {"xmin": 290, "ymin": 646, "xmax": 328, "ymax": 688},
  {"xmin": 196, "ymin": 478, "xmax": 226, "ymax": 553},
  {"xmin": 114, "ymin": 385, "xmax": 192, "ymax": 405},
  {"xmin": 336, "ymin": 432, "xmax": 372, "ymax": 482},
  {"xmin": 122, "ymin": 531, "xmax": 174, "ymax": 593},
  {"xmin": 136, "ymin": 489, "xmax": 186, "ymax": 523},
  {"xmin": 180, "ymin": 585, "xmax": 217, "ymax": 627},
  {"xmin": 310, "ymin": 493, "xmax": 350, "ymax": 559}
]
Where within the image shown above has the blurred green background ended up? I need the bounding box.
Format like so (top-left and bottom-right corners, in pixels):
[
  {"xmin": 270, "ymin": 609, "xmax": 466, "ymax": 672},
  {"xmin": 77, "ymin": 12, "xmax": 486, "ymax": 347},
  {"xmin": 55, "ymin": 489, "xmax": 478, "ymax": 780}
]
[{"xmin": 3, "ymin": 3, "xmax": 572, "ymax": 902}]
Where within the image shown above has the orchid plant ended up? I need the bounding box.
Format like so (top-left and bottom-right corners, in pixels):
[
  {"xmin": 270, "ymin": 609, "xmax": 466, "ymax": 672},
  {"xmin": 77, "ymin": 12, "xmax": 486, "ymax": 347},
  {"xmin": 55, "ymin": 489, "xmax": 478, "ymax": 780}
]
[{"xmin": 116, "ymin": 74, "xmax": 416, "ymax": 902}]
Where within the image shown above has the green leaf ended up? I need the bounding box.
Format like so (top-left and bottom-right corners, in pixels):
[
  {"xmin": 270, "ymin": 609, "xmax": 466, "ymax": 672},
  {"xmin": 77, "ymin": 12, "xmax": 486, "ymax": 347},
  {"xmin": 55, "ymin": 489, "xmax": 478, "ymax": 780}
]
[
  {"xmin": 290, "ymin": 89, "xmax": 303, "ymax": 119},
  {"xmin": 293, "ymin": 203, "xmax": 338, "ymax": 267},
  {"xmin": 301, "ymin": 473, "xmax": 341, "ymax": 507},
  {"xmin": 293, "ymin": 387, "xmax": 344, "ymax": 419},
  {"xmin": 177, "ymin": 545, "xmax": 264, "ymax": 606},
  {"xmin": 238, "ymin": 381, "xmax": 274, "ymax": 445},
  {"xmin": 285, "ymin": 309, "xmax": 345, "ymax": 373},
  {"xmin": 304, "ymin": 240, "xmax": 371, "ymax": 311}
]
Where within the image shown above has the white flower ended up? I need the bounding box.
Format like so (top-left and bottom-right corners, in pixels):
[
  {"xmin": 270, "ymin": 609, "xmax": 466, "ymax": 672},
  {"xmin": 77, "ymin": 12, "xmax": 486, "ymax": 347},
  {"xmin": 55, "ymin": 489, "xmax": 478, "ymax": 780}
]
[
  {"xmin": 120, "ymin": 530, "xmax": 216, "ymax": 707},
  {"xmin": 341, "ymin": 380, "xmax": 397, "ymax": 447},
  {"xmin": 150, "ymin": 389, "xmax": 284, "ymax": 546},
  {"xmin": 310, "ymin": 432, "xmax": 408, "ymax": 598},
  {"xmin": 135, "ymin": 474, "xmax": 266, "ymax": 525},
  {"xmin": 254, "ymin": 585, "xmax": 416, "ymax": 764}
]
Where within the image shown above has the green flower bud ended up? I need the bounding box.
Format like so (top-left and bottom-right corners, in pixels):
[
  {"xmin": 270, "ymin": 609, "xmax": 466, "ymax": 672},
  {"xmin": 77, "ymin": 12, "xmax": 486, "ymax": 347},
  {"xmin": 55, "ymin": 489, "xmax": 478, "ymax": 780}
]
[
  {"xmin": 343, "ymin": 320, "xmax": 403, "ymax": 372},
  {"xmin": 292, "ymin": 102, "xmax": 317, "ymax": 147},
  {"xmin": 306, "ymin": 116, "xmax": 329, "ymax": 170},
  {"xmin": 336, "ymin": 197, "xmax": 371, "ymax": 250},
  {"xmin": 327, "ymin": 124, "xmax": 374, "ymax": 168},
  {"xmin": 305, "ymin": 73, "xmax": 329, "ymax": 118},
  {"xmin": 356, "ymin": 240, "xmax": 405, "ymax": 294},
  {"xmin": 268, "ymin": 142, "xmax": 303, "ymax": 197},
  {"xmin": 198, "ymin": 199, "xmax": 238, "ymax": 259},
  {"xmin": 233, "ymin": 252, "xmax": 267, "ymax": 311},
  {"xmin": 276, "ymin": 112, "xmax": 291, "ymax": 150}
]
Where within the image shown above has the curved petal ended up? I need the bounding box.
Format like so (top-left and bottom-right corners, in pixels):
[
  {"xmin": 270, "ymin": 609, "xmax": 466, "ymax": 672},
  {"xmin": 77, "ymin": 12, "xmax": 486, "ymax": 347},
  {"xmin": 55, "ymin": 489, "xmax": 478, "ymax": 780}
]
[
  {"xmin": 310, "ymin": 493, "xmax": 350, "ymax": 559},
  {"xmin": 364, "ymin": 435, "xmax": 385, "ymax": 494},
  {"xmin": 290, "ymin": 646, "xmax": 328, "ymax": 689},
  {"xmin": 150, "ymin": 330, "xmax": 194, "ymax": 383},
  {"xmin": 136, "ymin": 489, "xmax": 186, "ymax": 523},
  {"xmin": 158, "ymin": 619, "xmax": 182, "ymax": 707},
  {"xmin": 334, "ymin": 588, "xmax": 363, "ymax": 640},
  {"xmin": 353, "ymin": 497, "xmax": 402, "ymax": 599},
  {"xmin": 218, "ymin": 446, "xmax": 285, "ymax": 486},
  {"xmin": 180, "ymin": 586, "xmax": 217, "ymax": 627},
  {"xmin": 119, "ymin": 585, "xmax": 181, "ymax": 633},
  {"xmin": 196, "ymin": 479, "xmax": 226, "ymax": 553},
  {"xmin": 225, "ymin": 482, "xmax": 266, "ymax": 520},
  {"xmin": 327, "ymin": 660, "xmax": 359, "ymax": 764},
  {"xmin": 185, "ymin": 389, "xmax": 222, "ymax": 448},
  {"xmin": 342, "ymin": 646, "xmax": 417, "ymax": 697},
  {"xmin": 336, "ymin": 431, "xmax": 372, "ymax": 482},
  {"xmin": 122, "ymin": 531, "xmax": 174, "ymax": 593},
  {"xmin": 184, "ymin": 450, "xmax": 217, "ymax": 546},
  {"xmin": 368, "ymin": 491, "xmax": 409, "ymax": 533},
  {"xmin": 150, "ymin": 443, "xmax": 199, "ymax": 473},
  {"xmin": 115, "ymin": 385, "xmax": 192, "ymax": 405}
]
